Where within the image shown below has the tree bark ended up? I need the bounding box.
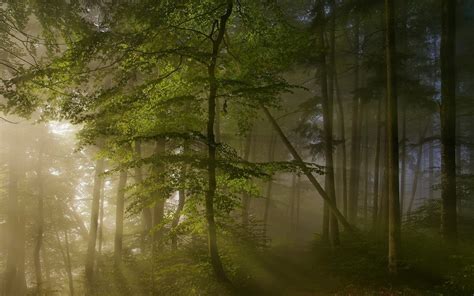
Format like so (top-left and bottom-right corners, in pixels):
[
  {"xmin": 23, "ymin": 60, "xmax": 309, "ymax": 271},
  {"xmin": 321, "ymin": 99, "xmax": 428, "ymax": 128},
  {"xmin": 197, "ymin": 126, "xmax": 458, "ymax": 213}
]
[
  {"xmin": 134, "ymin": 140, "xmax": 152, "ymax": 248},
  {"xmin": 4, "ymin": 132, "xmax": 27, "ymax": 296},
  {"xmin": 334, "ymin": 72, "xmax": 348, "ymax": 218},
  {"xmin": 85, "ymin": 155, "xmax": 105, "ymax": 295},
  {"xmin": 372, "ymin": 98, "xmax": 382, "ymax": 228},
  {"xmin": 348, "ymin": 15, "xmax": 361, "ymax": 224},
  {"xmin": 362, "ymin": 104, "xmax": 370, "ymax": 224},
  {"xmin": 242, "ymin": 129, "xmax": 254, "ymax": 227},
  {"xmin": 114, "ymin": 171, "xmax": 128, "ymax": 265},
  {"xmin": 263, "ymin": 133, "xmax": 276, "ymax": 237},
  {"xmin": 407, "ymin": 126, "xmax": 429, "ymax": 217},
  {"xmin": 64, "ymin": 229, "xmax": 75, "ymax": 296},
  {"xmin": 152, "ymin": 139, "xmax": 166, "ymax": 243},
  {"xmin": 205, "ymin": 0, "xmax": 233, "ymax": 282},
  {"xmin": 384, "ymin": 0, "xmax": 401, "ymax": 274},
  {"xmin": 316, "ymin": 0, "xmax": 339, "ymax": 246},
  {"xmin": 34, "ymin": 140, "xmax": 45, "ymax": 295},
  {"xmin": 440, "ymin": 0, "xmax": 457, "ymax": 243},
  {"xmin": 171, "ymin": 189, "xmax": 186, "ymax": 250}
]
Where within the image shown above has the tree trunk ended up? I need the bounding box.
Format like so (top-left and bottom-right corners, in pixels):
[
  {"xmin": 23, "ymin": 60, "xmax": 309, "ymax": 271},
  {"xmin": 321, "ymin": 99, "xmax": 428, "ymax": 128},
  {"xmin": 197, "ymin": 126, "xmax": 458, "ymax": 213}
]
[
  {"xmin": 400, "ymin": 106, "xmax": 407, "ymax": 215},
  {"xmin": 85, "ymin": 156, "xmax": 105, "ymax": 295},
  {"xmin": 242, "ymin": 129, "xmax": 254, "ymax": 227},
  {"xmin": 384, "ymin": 0, "xmax": 401, "ymax": 274},
  {"xmin": 429, "ymin": 132, "xmax": 434, "ymax": 200},
  {"xmin": 205, "ymin": 0, "xmax": 233, "ymax": 282},
  {"xmin": 407, "ymin": 126, "xmax": 429, "ymax": 217},
  {"xmin": 372, "ymin": 98, "xmax": 382, "ymax": 228},
  {"xmin": 316, "ymin": 0, "xmax": 339, "ymax": 246},
  {"xmin": 114, "ymin": 171, "xmax": 128, "ymax": 265},
  {"xmin": 64, "ymin": 229, "xmax": 75, "ymax": 296},
  {"xmin": 34, "ymin": 142, "xmax": 45, "ymax": 295},
  {"xmin": 4, "ymin": 133, "xmax": 26, "ymax": 296},
  {"xmin": 152, "ymin": 139, "xmax": 166, "ymax": 243},
  {"xmin": 440, "ymin": 0, "xmax": 457, "ymax": 243},
  {"xmin": 295, "ymin": 176, "xmax": 301, "ymax": 235},
  {"xmin": 171, "ymin": 189, "xmax": 186, "ymax": 250},
  {"xmin": 134, "ymin": 140, "xmax": 152, "ymax": 248},
  {"xmin": 98, "ymin": 177, "xmax": 105, "ymax": 258},
  {"xmin": 363, "ymin": 105, "xmax": 370, "ymax": 224},
  {"xmin": 263, "ymin": 134, "xmax": 276, "ymax": 237},
  {"xmin": 348, "ymin": 15, "xmax": 361, "ymax": 224}
]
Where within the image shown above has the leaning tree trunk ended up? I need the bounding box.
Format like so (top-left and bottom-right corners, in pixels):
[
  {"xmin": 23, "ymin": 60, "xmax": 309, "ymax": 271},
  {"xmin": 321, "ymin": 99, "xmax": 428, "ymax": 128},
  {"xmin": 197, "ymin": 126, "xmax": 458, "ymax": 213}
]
[
  {"xmin": 85, "ymin": 155, "xmax": 105, "ymax": 295},
  {"xmin": 440, "ymin": 0, "xmax": 457, "ymax": 243},
  {"xmin": 205, "ymin": 0, "xmax": 233, "ymax": 282},
  {"xmin": 114, "ymin": 171, "xmax": 128, "ymax": 265},
  {"xmin": 262, "ymin": 106, "xmax": 355, "ymax": 233},
  {"xmin": 384, "ymin": 0, "xmax": 401, "ymax": 274}
]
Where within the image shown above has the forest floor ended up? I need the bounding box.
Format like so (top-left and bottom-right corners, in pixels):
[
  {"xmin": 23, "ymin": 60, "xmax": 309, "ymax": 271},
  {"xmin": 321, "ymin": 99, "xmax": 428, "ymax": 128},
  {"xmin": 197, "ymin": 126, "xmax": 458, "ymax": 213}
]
[
  {"xmin": 97, "ymin": 231, "xmax": 474, "ymax": 295},
  {"xmin": 233, "ymin": 232, "xmax": 474, "ymax": 296}
]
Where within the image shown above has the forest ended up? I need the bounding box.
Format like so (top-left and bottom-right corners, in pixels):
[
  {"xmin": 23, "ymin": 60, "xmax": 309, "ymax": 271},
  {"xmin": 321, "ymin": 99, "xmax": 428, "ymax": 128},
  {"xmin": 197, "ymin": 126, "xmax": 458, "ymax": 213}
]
[{"xmin": 0, "ymin": 0, "xmax": 473, "ymax": 295}]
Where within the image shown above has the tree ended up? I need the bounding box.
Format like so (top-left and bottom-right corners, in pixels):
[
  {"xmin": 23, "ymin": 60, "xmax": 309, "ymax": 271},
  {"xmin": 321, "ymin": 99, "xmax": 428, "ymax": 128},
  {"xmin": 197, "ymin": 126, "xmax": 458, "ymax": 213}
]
[
  {"xmin": 85, "ymin": 154, "xmax": 105, "ymax": 295},
  {"xmin": 114, "ymin": 171, "xmax": 128, "ymax": 265},
  {"xmin": 440, "ymin": 0, "xmax": 457, "ymax": 243},
  {"xmin": 384, "ymin": 0, "xmax": 401, "ymax": 274},
  {"xmin": 315, "ymin": 0, "xmax": 339, "ymax": 246}
]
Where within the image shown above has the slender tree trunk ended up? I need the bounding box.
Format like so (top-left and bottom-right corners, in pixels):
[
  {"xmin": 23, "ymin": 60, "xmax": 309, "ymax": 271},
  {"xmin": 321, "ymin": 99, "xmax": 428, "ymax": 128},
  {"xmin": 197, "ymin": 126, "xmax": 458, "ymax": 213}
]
[
  {"xmin": 85, "ymin": 156, "xmax": 105, "ymax": 295},
  {"xmin": 372, "ymin": 99, "xmax": 382, "ymax": 228},
  {"xmin": 34, "ymin": 142, "xmax": 45, "ymax": 295},
  {"xmin": 289, "ymin": 174, "xmax": 297, "ymax": 241},
  {"xmin": 4, "ymin": 133, "xmax": 26, "ymax": 296},
  {"xmin": 171, "ymin": 189, "xmax": 186, "ymax": 250},
  {"xmin": 363, "ymin": 105, "xmax": 370, "ymax": 224},
  {"xmin": 335, "ymin": 69, "xmax": 348, "ymax": 218},
  {"xmin": 42, "ymin": 247, "xmax": 51, "ymax": 295},
  {"xmin": 440, "ymin": 0, "xmax": 457, "ymax": 243},
  {"xmin": 98, "ymin": 178, "xmax": 105, "ymax": 258},
  {"xmin": 205, "ymin": 0, "xmax": 233, "ymax": 282},
  {"xmin": 385, "ymin": 0, "xmax": 401, "ymax": 274},
  {"xmin": 407, "ymin": 126, "xmax": 429, "ymax": 217},
  {"xmin": 399, "ymin": 0, "xmax": 408, "ymax": 218},
  {"xmin": 400, "ymin": 107, "xmax": 407, "ymax": 215},
  {"xmin": 295, "ymin": 176, "xmax": 301, "ymax": 236},
  {"xmin": 134, "ymin": 141, "xmax": 152, "ymax": 248},
  {"xmin": 242, "ymin": 129, "xmax": 254, "ymax": 227},
  {"xmin": 348, "ymin": 15, "xmax": 361, "ymax": 224},
  {"xmin": 316, "ymin": 0, "xmax": 339, "ymax": 246},
  {"xmin": 114, "ymin": 171, "xmax": 128, "ymax": 265},
  {"xmin": 64, "ymin": 229, "xmax": 74, "ymax": 296},
  {"xmin": 263, "ymin": 134, "xmax": 277, "ymax": 237},
  {"xmin": 152, "ymin": 139, "xmax": 166, "ymax": 243},
  {"xmin": 429, "ymin": 132, "xmax": 434, "ymax": 200}
]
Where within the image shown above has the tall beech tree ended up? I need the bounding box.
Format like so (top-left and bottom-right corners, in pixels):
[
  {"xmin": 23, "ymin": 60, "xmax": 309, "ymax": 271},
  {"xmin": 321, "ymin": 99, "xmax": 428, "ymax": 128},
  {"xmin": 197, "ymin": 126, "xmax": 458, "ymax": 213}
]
[
  {"xmin": 440, "ymin": 0, "xmax": 457, "ymax": 243},
  {"xmin": 384, "ymin": 0, "xmax": 401, "ymax": 274}
]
